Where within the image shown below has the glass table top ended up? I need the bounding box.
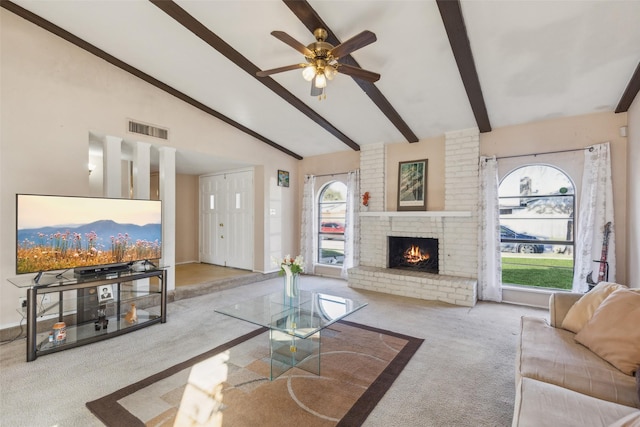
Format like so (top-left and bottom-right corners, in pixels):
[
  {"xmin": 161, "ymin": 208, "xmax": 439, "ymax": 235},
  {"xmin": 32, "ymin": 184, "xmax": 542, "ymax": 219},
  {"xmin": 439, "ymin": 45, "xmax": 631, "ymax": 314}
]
[{"xmin": 215, "ymin": 290, "xmax": 367, "ymax": 339}]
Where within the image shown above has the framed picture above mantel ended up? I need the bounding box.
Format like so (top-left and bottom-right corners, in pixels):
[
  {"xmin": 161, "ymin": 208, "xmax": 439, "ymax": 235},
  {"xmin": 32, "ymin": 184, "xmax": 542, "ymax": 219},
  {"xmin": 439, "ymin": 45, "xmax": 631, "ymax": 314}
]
[{"xmin": 397, "ymin": 159, "xmax": 427, "ymax": 211}]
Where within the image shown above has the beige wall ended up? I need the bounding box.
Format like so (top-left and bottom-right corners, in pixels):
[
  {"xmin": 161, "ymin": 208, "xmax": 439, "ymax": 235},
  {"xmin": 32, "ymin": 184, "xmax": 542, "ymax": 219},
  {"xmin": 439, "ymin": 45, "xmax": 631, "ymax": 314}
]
[
  {"xmin": 175, "ymin": 174, "xmax": 199, "ymax": 264},
  {"xmin": 152, "ymin": 173, "xmax": 199, "ymax": 264},
  {"xmin": 481, "ymin": 112, "xmax": 629, "ymax": 286},
  {"xmin": 0, "ymin": 10, "xmax": 298, "ymax": 328}
]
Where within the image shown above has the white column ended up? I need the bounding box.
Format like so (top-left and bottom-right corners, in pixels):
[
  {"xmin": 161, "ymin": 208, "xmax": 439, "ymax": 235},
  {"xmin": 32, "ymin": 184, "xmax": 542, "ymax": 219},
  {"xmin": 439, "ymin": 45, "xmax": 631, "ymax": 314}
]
[
  {"xmin": 159, "ymin": 147, "xmax": 176, "ymax": 292},
  {"xmin": 102, "ymin": 135, "xmax": 122, "ymax": 198},
  {"xmin": 132, "ymin": 142, "xmax": 153, "ymax": 291},
  {"xmin": 132, "ymin": 141, "xmax": 151, "ymax": 200}
]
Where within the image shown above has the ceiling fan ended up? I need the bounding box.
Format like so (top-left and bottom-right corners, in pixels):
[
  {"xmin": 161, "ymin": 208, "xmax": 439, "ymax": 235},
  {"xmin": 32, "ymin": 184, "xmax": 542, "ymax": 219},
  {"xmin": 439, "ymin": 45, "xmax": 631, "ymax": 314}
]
[{"xmin": 257, "ymin": 28, "xmax": 380, "ymax": 98}]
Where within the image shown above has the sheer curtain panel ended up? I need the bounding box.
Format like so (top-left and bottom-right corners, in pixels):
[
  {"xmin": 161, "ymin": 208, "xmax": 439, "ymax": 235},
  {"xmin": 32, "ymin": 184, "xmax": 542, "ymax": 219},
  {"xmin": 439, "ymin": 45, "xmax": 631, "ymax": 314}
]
[
  {"xmin": 478, "ymin": 156, "xmax": 502, "ymax": 302},
  {"xmin": 572, "ymin": 143, "xmax": 616, "ymax": 292},
  {"xmin": 300, "ymin": 175, "xmax": 316, "ymax": 274},
  {"xmin": 341, "ymin": 170, "xmax": 360, "ymax": 279}
]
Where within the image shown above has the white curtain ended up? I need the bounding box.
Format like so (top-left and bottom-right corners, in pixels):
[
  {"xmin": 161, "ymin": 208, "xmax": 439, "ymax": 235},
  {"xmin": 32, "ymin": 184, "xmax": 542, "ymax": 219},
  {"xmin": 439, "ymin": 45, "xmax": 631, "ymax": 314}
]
[
  {"xmin": 300, "ymin": 175, "xmax": 316, "ymax": 274},
  {"xmin": 478, "ymin": 156, "xmax": 502, "ymax": 302},
  {"xmin": 572, "ymin": 143, "xmax": 616, "ymax": 292},
  {"xmin": 341, "ymin": 170, "xmax": 360, "ymax": 279}
]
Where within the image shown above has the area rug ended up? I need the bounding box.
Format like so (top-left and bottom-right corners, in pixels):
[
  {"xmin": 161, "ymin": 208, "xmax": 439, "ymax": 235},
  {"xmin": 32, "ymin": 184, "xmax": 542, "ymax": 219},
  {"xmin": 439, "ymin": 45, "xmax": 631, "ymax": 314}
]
[{"xmin": 86, "ymin": 321, "xmax": 423, "ymax": 426}]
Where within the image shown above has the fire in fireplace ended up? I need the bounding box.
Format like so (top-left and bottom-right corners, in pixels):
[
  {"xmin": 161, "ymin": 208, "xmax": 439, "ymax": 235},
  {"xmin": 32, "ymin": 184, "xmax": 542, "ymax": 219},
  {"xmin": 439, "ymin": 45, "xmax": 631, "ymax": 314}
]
[{"xmin": 388, "ymin": 236, "xmax": 439, "ymax": 273}]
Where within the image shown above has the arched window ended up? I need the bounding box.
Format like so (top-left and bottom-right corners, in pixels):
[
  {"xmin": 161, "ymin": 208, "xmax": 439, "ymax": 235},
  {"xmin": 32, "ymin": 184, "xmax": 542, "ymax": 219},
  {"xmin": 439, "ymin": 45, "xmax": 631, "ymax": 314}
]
[
  {"xmin": 499, "ymin": 165, "xmax": 575, "ymax": 290},
  {"xmin": 317, "ymin": 181, "xmax": 347, "ymax": 266}
]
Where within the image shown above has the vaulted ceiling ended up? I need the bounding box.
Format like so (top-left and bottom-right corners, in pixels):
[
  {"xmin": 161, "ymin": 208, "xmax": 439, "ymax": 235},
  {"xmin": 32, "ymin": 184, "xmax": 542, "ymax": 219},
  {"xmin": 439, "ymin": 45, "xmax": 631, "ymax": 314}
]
[{"xmin": 4, "ymin": 0, "xmax": 640, "ymax": 173}]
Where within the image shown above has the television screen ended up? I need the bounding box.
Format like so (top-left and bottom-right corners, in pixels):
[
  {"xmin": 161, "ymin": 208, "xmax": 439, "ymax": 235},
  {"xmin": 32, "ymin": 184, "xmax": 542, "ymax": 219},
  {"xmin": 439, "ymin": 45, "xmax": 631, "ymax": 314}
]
[{"xmin": 16, "ymin": 194, "xmax": 162, "ymax": 275}]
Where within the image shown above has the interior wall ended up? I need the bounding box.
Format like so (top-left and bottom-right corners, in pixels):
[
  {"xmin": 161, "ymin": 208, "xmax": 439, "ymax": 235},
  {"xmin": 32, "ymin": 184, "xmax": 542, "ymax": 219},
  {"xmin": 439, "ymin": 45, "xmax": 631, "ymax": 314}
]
[
  {"xmin": 480, "ymin": 111, "xmax": 629, "ymax": 286},
  {"xmin": 152, "ymin": 173, "xmax": 199, "ymax": 264},
  {"xmin": 627, "ymin": 96, "xmax": 639, "ymax": 288},
  {"xmin": 0, "ymin": 9, "xmax": 298, "ymax": 328}
]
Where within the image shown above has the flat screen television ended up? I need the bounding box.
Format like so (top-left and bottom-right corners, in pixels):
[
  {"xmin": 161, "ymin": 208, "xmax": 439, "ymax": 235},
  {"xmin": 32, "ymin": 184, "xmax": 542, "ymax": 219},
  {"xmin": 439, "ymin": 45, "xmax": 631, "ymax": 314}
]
[{"xmin": 16, "ymin": 194, "xmax": 162, "ymax": 276}]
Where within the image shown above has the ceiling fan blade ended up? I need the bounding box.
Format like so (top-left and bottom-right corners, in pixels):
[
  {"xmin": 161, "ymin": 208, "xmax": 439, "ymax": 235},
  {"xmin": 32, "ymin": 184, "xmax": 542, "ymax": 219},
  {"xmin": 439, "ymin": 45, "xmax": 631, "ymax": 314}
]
[
  {"xmin": 329, "ymin": 30, "xmax": 377, "ymax": 59},
  {"xmin": 271, "ymin": 31, "xmax": 314, "ymax": 57},
  {"xmin": 337, "ymin": 63, "xmax": 380, "ymax": 82},
  {"xmin": 256, "ymin": 63, "xmax": 306, "ymax": 77}
]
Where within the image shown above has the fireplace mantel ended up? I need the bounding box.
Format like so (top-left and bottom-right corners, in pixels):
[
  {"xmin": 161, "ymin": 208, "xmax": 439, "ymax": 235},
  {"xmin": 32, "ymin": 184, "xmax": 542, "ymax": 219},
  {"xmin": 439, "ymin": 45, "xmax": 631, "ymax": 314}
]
[{"xmin": 360, "ymin": 211, "xmax": 471, "ymax": 218}]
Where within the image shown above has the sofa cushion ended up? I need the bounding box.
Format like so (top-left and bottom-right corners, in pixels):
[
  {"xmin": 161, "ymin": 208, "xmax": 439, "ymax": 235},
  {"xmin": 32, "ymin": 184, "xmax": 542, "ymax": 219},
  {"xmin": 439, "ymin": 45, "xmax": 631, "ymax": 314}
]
[
  {"xmin": 561, "ymin": 282, "xmax": 626, "ymax": 333},
  {"xmin": 513, "ymin": 377, "xmax": 639, "ymax": 427},
  {"xmin": 518, "ymin": 316, "xmax": 639, "ymax": 408},
  {"xmin": 575, "ymin": 289, "xmax": 640, "ymax": 376}
]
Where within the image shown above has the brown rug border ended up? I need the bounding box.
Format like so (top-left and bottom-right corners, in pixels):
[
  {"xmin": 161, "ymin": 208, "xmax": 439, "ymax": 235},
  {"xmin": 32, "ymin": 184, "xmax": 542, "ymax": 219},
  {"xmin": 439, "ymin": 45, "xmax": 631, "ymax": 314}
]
[{"xmin": 86, "ymin": 321, "xmax": 423, "ymax": 427}]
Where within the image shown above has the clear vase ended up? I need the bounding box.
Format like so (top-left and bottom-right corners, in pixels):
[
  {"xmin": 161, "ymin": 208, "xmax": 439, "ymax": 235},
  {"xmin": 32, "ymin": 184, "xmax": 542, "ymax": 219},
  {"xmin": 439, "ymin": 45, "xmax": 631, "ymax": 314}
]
[{"xmin": 284, "ymin": 272, "xmax": 299, "ymax": 297}]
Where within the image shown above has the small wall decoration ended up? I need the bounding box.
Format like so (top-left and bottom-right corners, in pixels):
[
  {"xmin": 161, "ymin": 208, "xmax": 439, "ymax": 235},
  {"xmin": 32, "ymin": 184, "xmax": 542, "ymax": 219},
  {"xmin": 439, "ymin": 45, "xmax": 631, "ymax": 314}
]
[
  {"xmin": 98, "ymin": 284, "xmax": 114, "ymax": 303},
  {"xmin": 278, "ymin": 170, "xmax": 290, "ymax": 187},
  {"xmin": 397, "ymin": 159, "xmax": 428, "ymax": 211},
  {"xmin": 362, "ymin": 191, "xmax": 370, "ymax": 207}
]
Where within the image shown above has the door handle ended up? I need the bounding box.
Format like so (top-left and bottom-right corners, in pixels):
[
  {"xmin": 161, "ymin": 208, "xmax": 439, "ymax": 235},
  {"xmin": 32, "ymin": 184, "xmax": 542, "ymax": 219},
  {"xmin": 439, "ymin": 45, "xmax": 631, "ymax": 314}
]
[{"xmin": 219, "ymin": 223, "xmax": 224, "ymax": 227}]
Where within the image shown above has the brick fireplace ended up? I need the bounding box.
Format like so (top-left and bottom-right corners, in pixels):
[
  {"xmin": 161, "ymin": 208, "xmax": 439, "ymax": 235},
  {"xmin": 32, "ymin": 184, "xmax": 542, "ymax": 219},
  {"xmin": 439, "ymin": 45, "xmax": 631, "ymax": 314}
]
[{"xmin": 348, "ymin": 129, "xmax": 480, "ymax": 307}]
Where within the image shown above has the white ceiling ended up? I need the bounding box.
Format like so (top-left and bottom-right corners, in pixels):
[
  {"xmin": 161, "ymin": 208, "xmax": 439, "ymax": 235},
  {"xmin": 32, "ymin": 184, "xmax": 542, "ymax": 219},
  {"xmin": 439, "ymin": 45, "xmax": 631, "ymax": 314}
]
[{"xmin": 8, "ymin": 0, "xmax": 640, "ymax": 174}]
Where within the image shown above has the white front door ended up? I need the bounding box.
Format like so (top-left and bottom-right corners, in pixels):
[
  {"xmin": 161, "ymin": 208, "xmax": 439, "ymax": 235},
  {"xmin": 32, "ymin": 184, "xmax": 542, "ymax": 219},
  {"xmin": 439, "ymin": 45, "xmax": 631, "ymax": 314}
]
[{"xmin": 199, "ymin": 170, "xmax": 253, "ymax": 270}]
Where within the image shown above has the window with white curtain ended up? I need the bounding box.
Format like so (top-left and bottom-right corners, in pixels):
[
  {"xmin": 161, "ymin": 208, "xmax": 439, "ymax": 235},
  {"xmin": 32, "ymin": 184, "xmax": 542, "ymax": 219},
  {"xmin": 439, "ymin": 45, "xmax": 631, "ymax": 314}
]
[{"xmin": 317, "ymin": 181, "xmax": 346, "ymax": 266}]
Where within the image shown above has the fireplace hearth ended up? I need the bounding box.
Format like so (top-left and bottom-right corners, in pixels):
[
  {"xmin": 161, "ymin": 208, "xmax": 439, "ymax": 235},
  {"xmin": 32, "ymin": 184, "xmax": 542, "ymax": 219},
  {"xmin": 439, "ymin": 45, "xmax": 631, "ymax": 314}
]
[{"xmin": 388, "ymin": 236, "xmax": 438, "ymax": 274}]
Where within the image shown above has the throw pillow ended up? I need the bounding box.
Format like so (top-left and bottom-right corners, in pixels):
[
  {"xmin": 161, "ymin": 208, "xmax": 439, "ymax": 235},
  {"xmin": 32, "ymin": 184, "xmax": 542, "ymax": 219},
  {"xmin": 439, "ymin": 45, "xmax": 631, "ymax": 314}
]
[
  {"xmin": 575, "ymin": 288, "xmax": 640, "ymax": 376},
  {"xmin": 561, "ymin": 281, "xmax": 626, "ymax": 333}
]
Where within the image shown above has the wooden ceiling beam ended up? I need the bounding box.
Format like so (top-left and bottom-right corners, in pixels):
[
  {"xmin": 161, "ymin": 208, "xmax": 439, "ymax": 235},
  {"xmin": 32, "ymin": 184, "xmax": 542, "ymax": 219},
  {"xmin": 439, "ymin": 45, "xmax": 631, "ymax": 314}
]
[
  {"xmin": 283, "ymin": 0, "xmax": 419, "ymax": 143},
  {"xmin": 151, "ymin": 0, "xmax": 360, "ymax": 152},
  {"xmin": 615, "ymin": 61, "xmax": 640, "ymax": 113},
  {"xmin": 1, "ymin": 0, "xmax": 303, "ymax": 160},
  {"xmin": 436, "ymin": 0, "xmax": 491, "ymax": 133}
]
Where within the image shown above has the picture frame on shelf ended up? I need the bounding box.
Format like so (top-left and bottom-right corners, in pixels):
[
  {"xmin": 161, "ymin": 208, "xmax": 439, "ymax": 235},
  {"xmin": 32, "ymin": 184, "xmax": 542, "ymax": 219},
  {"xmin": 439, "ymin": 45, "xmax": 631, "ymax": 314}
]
[
  {"xmin": 397, "ymin": 159, "xmax": 427, "ymax": 211},
  {"xmin": 97, "ymin": 284, "xmax": 114, "ymax": 303},
  {"xmin": 278, "ymin": 170, "xmax": 290, "ymax": 187}
]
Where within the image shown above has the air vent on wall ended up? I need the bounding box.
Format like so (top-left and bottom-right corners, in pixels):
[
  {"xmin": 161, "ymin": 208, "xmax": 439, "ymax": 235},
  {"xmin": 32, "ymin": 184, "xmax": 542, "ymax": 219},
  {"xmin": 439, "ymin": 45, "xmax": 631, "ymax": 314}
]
[{"xmin": 128, "ymin": 120, "xmax": 168, "ymax": 140}]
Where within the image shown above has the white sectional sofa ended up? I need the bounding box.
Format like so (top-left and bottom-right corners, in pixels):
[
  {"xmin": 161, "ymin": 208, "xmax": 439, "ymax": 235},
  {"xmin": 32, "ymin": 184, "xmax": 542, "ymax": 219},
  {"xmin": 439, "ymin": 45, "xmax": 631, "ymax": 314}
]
[{"xmin": 513, "ymin": 284, "xmax": 640, "ymax": 426}]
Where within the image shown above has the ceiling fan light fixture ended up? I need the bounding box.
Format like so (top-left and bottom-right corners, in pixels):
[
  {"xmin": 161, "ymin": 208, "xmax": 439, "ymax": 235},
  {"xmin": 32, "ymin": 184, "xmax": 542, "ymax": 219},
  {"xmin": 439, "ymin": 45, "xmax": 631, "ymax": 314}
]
[
  {"xmin": 261, "ymin": 27, "xmax": 378, "ymax": 99},
  {"xmin": 324, "ymin": 64, "xmax": 337, "ymax": 80},
  {"xmin": 315, "ymin": 73, "xmax": 327, "ymax": 88},
  {"xmin": 302, "ymin": 65, "xmax": 316, "ymax": 81}
]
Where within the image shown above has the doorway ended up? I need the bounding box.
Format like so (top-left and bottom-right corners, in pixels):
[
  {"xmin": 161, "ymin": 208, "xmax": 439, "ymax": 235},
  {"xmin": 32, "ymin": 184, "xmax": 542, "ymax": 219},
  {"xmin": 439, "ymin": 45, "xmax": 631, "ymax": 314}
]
[{"xmin": 199, "ymin": 170, "xmax": 254, "ymax": 270}]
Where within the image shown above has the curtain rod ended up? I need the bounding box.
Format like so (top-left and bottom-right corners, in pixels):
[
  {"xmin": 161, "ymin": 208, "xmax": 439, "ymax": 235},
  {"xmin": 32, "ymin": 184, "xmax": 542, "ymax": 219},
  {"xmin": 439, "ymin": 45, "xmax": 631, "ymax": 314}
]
[
  {"xmin": 311, "ymin": 171, "xmax": 352, "ymax": 178},
  {"xmin": 495, "ymin": 146, "xmax": 593, "ymax": 161}
]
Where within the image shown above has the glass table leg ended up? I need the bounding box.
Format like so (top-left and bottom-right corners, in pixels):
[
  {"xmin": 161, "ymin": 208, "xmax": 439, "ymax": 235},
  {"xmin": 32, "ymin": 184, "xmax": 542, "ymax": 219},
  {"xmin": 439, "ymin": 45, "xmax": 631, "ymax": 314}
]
[{"xmin": 269, "ymin": 329, "xmax": 320, "ymax": 380}]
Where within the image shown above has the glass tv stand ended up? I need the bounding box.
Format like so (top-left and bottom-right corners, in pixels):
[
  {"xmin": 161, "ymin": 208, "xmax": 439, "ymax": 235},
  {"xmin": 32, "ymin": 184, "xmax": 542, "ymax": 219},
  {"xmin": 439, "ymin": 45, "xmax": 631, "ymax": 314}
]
[
  {"xmin": 215, "ymin": 290, "xmax": 367, "ymax": 379},
  {"xmin": 9, "ymin": 267, "xmax": 167, "ymax": 362}
]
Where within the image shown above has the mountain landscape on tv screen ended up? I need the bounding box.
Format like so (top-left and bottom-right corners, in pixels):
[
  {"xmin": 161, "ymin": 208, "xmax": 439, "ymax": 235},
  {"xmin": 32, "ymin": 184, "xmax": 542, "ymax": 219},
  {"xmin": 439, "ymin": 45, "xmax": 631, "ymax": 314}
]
[{"xmin": 17, "ymin": 220, "xmax": 161, "ymax": 274}]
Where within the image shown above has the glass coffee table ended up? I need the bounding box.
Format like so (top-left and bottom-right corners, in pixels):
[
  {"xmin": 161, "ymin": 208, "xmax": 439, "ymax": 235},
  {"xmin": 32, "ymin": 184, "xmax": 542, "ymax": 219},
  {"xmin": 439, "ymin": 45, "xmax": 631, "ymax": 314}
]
[{"xmin": 215, "ymin": 290, "xmax": 367, "ymax": 380}]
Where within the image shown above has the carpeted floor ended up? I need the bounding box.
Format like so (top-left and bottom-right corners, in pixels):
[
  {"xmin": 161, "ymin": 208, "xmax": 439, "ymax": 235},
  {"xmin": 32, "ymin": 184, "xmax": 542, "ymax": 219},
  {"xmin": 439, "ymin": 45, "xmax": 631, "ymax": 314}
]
[
  {"xmin": 86, "ymin": 321, "xmax": 423, "ymax": 426},
  {"xmin": 0, "ymin": 275, "xmax": 546, "ymax": 426}
]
